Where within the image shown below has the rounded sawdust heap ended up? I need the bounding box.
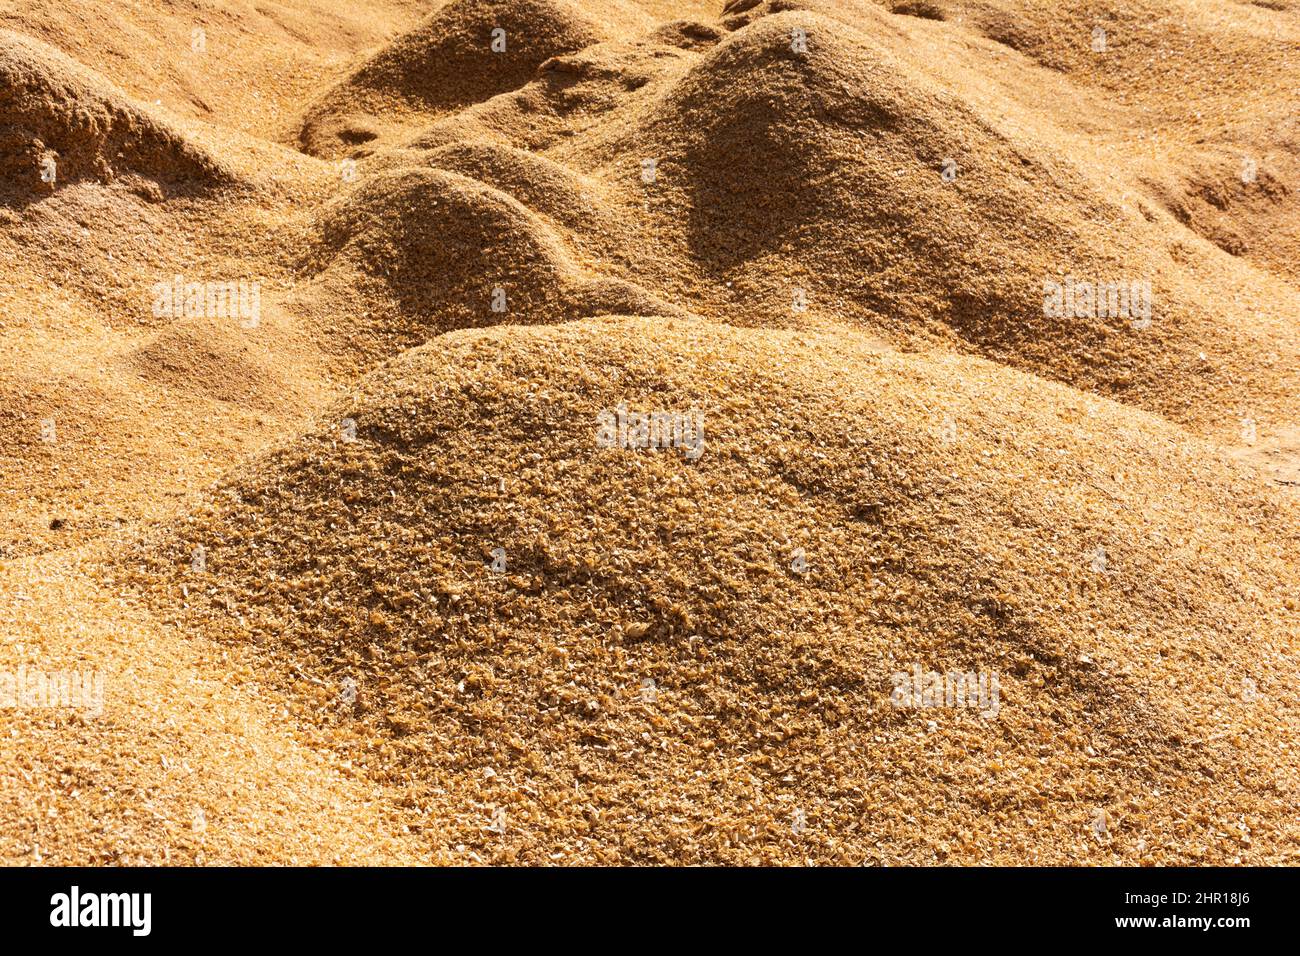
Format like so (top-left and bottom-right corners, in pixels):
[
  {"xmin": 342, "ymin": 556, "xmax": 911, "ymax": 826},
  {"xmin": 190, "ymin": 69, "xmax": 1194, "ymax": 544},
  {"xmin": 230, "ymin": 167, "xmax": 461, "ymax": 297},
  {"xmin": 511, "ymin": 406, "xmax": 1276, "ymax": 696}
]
[
  {"xmin": 300, "ymin": 165, "xmax": 683, "ymax": 357},
  {"xmin": 298, "ymin": 0, "xmax": 656, "ymax": 158},
  {"xmin": 0, "ymin": 28, "xmax": 235, "ymax": 196},
  {"xmin": 124, "ymin": 317, "xmax": 1300, "ymax": 864}
]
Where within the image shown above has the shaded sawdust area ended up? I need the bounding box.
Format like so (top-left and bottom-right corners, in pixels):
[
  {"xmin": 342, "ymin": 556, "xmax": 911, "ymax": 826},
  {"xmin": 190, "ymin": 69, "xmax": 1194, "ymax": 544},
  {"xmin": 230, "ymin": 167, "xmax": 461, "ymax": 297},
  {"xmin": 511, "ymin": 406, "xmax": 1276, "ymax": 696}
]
[
  {"xmin": 119, "ymin": 317, "xmax": 1300, "ymax": 864},
  {"xmin": 297, "ymin": 0, "xmax": 658, "ymax": 158},
  {"xmin": 0, "ymin": 542, "xmax": 436, "ymax": 865}
]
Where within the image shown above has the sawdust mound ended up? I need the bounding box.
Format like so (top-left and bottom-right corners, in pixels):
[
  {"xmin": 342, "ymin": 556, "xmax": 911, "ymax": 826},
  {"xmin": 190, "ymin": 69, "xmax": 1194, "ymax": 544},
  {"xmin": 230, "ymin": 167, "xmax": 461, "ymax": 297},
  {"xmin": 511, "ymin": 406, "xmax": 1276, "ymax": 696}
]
[
  {"xmin": 127, "ymin": 316, "xmax": 1300, "ymax": 864},
  {"xmin": 0, "ymin": 28, "xmax": 233, "ymax": 198},
  {"xmin": 561, "ymin": 3, "xmax": 1300, "ymax": 433},
  {"xmin": 125, "ymin": 321, "xmax": 290, "ymax": 413},
  {"xmin": 304, "ymin": 167, "xmax": 680, "ymax": 354},
  {"xmin": 298, "ymin": 0, "xmax": 652, "ymax": 158},
  {"xmin": 420, "ymin": 142, "xmax": 622, "ymax": 235}
]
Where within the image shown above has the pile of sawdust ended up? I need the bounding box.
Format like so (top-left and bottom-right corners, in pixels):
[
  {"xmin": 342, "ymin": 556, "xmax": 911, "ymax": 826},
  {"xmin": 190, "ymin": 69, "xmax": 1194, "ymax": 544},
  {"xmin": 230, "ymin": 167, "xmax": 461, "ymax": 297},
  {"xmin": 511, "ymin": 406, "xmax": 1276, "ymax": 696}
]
[
  {"xmin": 0, "ymin": 29, "xmax": 234, "ymax": 196},
  {"xmin": 121, "ymin": 317, "xmax": 1300, "ymax": 863},
  {"xmin": 303, "ymin": 164, "xmax": 681, "ymax": 357},
  {"xmin": 299, "ymin": 0, "xmax": 655, "ymax": 158},
  {"xmin": 294, "ymin": 0, "xmax": 1300, "ymax": 441},
  {"xmin": 3, "ymin": 0, "xmax": 1299, "ymax": 865}
]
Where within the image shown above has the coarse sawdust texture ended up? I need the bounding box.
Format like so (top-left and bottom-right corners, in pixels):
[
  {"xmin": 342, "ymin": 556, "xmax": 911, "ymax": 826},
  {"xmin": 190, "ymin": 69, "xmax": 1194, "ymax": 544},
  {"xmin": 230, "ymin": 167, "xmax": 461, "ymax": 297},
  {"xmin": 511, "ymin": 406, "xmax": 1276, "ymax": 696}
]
[
  {"xmin": 122, "ymin": 317, "xmax": 1300, "ymax": 864},
  {"xmin": 0, "ymin": 0, "xmax": 1297, "ymax": 865}
]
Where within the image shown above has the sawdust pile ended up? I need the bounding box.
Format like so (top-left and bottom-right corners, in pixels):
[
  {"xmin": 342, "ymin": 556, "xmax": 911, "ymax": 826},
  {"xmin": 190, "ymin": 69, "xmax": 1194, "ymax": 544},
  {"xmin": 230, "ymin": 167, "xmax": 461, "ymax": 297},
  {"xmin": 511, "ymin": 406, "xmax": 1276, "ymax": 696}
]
[
  {"xmin": 299, "ymin": 0, "xmax": 1300, "ymax": 436},
  {"xmin": 0, "ymin": 29, "xmax": 234, "ymax": 196},
  {"xmin": 2, "ymin": 0, "xmax": 1298, "ymax": 865},
  {"xmin": 123, "ymin": 318, "xmax": 1300, "ymax": 863},
  {"xmin": 299, "ymin": 0, "xmax": 655, "ymax": 158}
]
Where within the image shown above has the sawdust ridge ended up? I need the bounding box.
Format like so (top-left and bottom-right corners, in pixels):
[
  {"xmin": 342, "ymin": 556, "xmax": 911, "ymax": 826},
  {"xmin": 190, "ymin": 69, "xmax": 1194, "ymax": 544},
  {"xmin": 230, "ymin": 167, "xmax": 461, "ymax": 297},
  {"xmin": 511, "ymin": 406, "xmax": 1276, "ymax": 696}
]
[
  {"xmin": 0, "ymin": 28, "xmax": 235, "ymax": 200},
  {"xmin": 299, "ymin": 0, "xmax": 654, "ymax": 158}
]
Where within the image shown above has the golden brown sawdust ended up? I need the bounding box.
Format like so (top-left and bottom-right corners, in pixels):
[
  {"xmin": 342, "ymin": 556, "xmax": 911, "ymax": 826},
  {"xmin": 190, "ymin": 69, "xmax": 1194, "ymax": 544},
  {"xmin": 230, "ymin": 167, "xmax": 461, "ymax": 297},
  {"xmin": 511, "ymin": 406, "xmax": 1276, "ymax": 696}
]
[
  {"xmin": 121, "ymin": 317, "xmax": 1300, "ymax": 864},
  {"xmin": 298, "ymin": 0, "xmax": 657, "ymax": 158},
  {"xmin": 1, "ymin": 0, "xmax": 1297, "ymax": 865},
  {"xmin": 0, "ymin": 543, "xmax": 435, "ymax": 864}
]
